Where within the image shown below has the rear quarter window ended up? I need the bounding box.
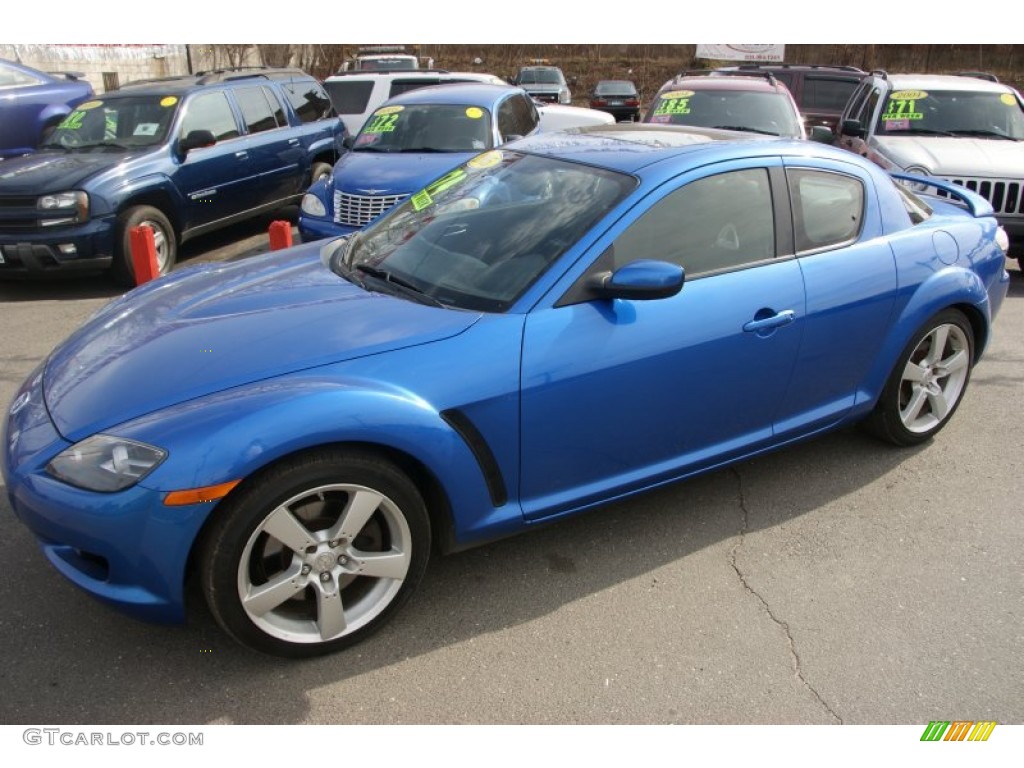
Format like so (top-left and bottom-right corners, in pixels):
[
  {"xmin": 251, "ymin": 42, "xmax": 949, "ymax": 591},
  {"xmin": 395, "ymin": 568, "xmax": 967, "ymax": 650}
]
[
  {"xmin": 788, "ymin": 169, "xmax": 865, "ymax": 252},
  {"xmin": 280, "ymin": 79, "xmax": 334, "ymax": 123}
]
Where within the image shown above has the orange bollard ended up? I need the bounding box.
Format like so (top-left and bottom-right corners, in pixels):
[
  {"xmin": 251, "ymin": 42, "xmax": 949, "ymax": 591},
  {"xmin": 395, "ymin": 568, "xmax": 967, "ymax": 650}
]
[
  {"xmin": 269, "ymin": 220, "xmax": 293, "ymax": 251},
  {"xmin": 129, "ymin": 225, "xmax": 160, "ymax": 286}
]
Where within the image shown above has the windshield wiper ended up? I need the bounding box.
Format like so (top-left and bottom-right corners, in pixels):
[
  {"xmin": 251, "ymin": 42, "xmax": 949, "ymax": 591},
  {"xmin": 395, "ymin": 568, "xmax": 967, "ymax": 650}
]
[
  {"xmin": 712, "ymin": 125, "xmax": 780, "ymax": 136},
  {"xmin": 79, "ymin": 140, "xmax": 131, "ymax": 150},
  {"xmin": 946, "ymin": 129, "xmax": 1017, "ymax": 140},
  {"xmin": 397, "ymin": 146, "xmax": 448, "ymax": 153},
  {"xmin": 354, "ymin": 145, "xmax": 399, "ymax": 153},
  {"xmin": 354, "ymin": 264, "xmax": 446, "ymax": 307}
]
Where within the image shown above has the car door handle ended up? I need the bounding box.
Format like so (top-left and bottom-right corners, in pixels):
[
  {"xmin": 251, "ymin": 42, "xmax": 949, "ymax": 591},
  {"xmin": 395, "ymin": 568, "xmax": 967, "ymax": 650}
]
[
  {"xmin": 288, "ymin": 138, "xmax": 300, "ymax": 145},
  {"xmin": 235, "ymin": 150, "xmax": 249, "ymax": 160},
  {"xmin": 743, "ymin": 310, "xmax": 796, "ymax": 333}
]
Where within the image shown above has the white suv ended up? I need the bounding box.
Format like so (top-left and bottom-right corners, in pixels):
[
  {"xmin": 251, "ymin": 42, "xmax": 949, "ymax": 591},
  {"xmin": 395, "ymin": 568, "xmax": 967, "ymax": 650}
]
[
  {"xmin": 323, "ymin": 70, "xmax": 498, "ymax": 134},
  {"xmin": 836, "ymin": 71, "xmax": 1024, "ymax": 266}
]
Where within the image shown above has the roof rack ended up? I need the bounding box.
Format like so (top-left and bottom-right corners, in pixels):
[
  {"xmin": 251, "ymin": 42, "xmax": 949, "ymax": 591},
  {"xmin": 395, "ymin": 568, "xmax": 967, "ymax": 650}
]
[
  {"xmin": 712, "ymin": 70, "xmax": 778, "ymax": 85},
  {"xmin": 870, "ymin": 69, "xmax": 889, "ymax": 80},
  {"xmin": 329, "ymin": 68, "xmax": 451, "ymax": 77},
  {"xmin": 733, "ymin": 63, "xmax": 865, "ymax": 73},
  {"xmin": 957, "ymin": 71, "xmax": 1000, "ymax": 82}
]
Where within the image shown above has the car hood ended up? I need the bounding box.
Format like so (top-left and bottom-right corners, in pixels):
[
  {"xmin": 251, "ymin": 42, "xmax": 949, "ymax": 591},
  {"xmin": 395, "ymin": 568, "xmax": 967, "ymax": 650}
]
[
  {"xmin": 334, "ymin": 150, "xmax": 477, "ymax": 195},
  {"xmin": 873, "ymin": 135, "xmax": 1024, "ymax": 176},
  {"xmin": 0, "ymin": 150, "xmax": 126, "ymax": 194},
  {"xmin": 43, "ymin": 248, "xmax": 481, "ymax": 441}
]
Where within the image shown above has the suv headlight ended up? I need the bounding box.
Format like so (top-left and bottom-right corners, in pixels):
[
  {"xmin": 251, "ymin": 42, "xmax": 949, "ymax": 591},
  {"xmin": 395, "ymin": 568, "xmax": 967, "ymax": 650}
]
[
  {"xmin": 37, "ymin": 191, "xmax": 89, "ymax": 226},
  {"xmin": 47, "ymin": 434, "xmax": 167, "ymax": 492},
  {"xmin": 301, "ymin": 192, "xmax": 327, "ymax": 218},
  {"xmin": 900, "ymin": 166, "xmax": 932, "ymax": 193},
  {"xmin": 559, "ymin": 89, "xmax": 571, "ymax": 104}
]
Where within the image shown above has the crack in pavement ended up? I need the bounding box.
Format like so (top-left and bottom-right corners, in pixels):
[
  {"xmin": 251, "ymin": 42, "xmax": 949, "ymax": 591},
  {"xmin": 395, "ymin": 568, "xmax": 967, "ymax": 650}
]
[{"xmin": 728, "ymin": 467, "xmax": 842, "ymax": 724}]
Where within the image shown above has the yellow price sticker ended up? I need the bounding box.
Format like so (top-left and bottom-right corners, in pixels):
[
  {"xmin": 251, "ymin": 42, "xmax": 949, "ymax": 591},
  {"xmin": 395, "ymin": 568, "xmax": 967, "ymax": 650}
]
[
  {"xmin": 659, "ymin": 90, "xmax": 694, "ymax": 100},
  {"xmin": 890, "ymin": 90, "xmax": 928, "ymax": 100},
  {"xmin": 466, "ymin": 107, "xmax": 484, "ymax": 119},
  {"xmin": 1000, "ymin": 93, "xmax": 1017, "ymax": 106},
  {"xmin": 160, "ymin": 96, "xmax": 178, "ymax": 107},
  {"xmin": 468, "ymin": 150, "xmax": 503, "ymax": 169},
  {"xmin": 374, "ymin": 105, "xmax": 405, "ymax": 116},
  {"xmin": 78, "ymin": 100, "xmax": 102, "ymax": 111}
]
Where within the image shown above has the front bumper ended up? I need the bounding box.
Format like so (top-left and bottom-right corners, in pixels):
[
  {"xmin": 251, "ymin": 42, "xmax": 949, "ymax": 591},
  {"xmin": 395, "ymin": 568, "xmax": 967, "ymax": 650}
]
[
  {"xmin": 0, "ymin": 216, "xmax": 116, "ymax": 276},
  {"xmin": 297, "ymin": 213, "xmax": 358, "ymax": 243},
  {"xmin": 3, "ymin": 371, "xmax": 208, "ymax": 623}
]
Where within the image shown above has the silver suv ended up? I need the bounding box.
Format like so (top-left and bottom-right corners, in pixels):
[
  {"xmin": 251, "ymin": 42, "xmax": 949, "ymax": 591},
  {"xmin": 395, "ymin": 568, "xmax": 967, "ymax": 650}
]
[{"xmin": 836, "ymin": 71, "xmax": 1024, "ymax": 265}]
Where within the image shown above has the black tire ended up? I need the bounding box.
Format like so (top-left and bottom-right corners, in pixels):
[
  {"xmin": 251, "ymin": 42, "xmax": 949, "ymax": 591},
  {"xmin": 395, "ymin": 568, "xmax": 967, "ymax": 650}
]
[
  {"xmin": 198, "ymin": 449, "xmax": 431, "ymax": 658},
  {"xmin": 310, "ymin": 161, "xmax": 333, "ymax": 186},
  {"xmin": 863, "ymin": 309, "xmax": 974, "ymax": 446},
  {"xmin": 111, "ymin": 205, "xmax": 177, "ymax": 287}
]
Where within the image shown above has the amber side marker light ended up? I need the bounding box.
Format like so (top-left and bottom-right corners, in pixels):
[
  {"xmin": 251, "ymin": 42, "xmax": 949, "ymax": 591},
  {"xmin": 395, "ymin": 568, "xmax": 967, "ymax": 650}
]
[{"xmin": 164, "ymin": 480, "xmax": 241, "ymax": 506}]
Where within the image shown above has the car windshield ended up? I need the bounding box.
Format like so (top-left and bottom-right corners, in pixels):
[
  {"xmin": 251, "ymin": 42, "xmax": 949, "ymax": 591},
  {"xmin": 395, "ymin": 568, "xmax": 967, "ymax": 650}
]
[
  {"xmin": 647, "ymin": 89, "xmax": 803, "ymax": 137},
  {"xmin": 875, "ymin": 88, "xmax": 1024, "ymax": 139},
  {"xmin": 333, "ymin": 151, "xmax": 636, "ymax": 312},
  {"xmin": 41, "ymin": 94, "xmax": 179, "ymax": 150},
  {"xmin": 353, "ymin": 103, "xmax": 494, "ymax": 153},
  {"xmin": 519, "ymin": 70, "xmax": 563, "ymax": 85}
]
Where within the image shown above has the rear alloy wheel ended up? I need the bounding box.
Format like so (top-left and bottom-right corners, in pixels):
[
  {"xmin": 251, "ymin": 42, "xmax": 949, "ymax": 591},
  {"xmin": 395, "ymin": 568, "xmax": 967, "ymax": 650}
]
[
  {"xmin": 111, "ymin": 205, "xmax": 176, "ymax": 286},
  {"xmin": 865, "ymin": 309, "xmax": 974, "ymax": 446},
  {"xmin": 199, "ymin": 450, "xmax": 430, "ymax": 657}
]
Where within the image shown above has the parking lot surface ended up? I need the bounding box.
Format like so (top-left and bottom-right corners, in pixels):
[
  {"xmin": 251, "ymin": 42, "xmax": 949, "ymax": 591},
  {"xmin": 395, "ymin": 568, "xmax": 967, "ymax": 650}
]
[{"xmin": 0, "ymin": 242, "xmax": 1021, "ymax": 725}]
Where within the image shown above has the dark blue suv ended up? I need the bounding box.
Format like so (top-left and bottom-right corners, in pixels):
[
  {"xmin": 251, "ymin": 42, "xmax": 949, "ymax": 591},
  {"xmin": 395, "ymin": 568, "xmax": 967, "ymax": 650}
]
[{"xmin": 0, "ymin": 67, "xmax": 346, "ymax": 284}]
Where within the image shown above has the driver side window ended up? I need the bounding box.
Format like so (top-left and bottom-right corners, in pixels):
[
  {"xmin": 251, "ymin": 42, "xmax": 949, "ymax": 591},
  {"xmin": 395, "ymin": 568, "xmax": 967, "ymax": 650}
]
[
  {"xmin": 611, "ymin": 168, "xmax": 775, "ymax": 278},
  {"xmin": 180, "ymin": 92, "xmax": 240, "ymax": 142}
]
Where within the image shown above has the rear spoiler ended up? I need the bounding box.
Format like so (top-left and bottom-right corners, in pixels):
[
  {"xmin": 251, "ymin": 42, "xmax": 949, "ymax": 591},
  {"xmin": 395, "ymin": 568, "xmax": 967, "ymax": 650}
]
[{"xmin": 889, "ymin": 172, "xmax": 995, "ymax": 219}]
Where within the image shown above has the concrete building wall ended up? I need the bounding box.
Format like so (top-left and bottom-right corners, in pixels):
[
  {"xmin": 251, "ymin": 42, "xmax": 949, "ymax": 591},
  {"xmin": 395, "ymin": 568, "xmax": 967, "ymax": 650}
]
[{"xmin": 0, "ymin": 44, "xmax": 262, "ymax": 93}]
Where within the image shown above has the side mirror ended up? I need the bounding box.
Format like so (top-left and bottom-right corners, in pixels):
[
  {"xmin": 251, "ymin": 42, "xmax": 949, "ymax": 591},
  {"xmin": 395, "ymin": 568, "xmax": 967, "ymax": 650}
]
[
  {"xmin": 809, "ymin": 125, "xmax": 835, "ymax": 143},
  {"xmin": 343, "ymin": 135, "xmax": 356, "ymax": 150},
  {"xmin": 588, "ymin": 260, "xmax": 684, "ymax": 301},
  {"xmin": 840, "ymin": 119, "xmax": 863, "ymax": 138},
  {"xmin": 179, "ymin": 129, "xmax": 216, "ymax": 154}
]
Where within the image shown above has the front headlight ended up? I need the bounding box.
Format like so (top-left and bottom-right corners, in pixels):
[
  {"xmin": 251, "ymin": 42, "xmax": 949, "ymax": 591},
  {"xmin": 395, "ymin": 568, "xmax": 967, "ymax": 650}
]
[
  {"xmin": 900, "ymin": 166, "xmax": 932, "ymax": 193},
  {"xmin": 559, "ymin": 89, "xmax": 571, "ymax": 104},
  {"xmin": 37, "ymin": 191, "xmax": 89, "ymax": 226},
  {"xmin": 301, "ymin": 193, "xmax": 327, "ymax": 218},
  {"xmin": 46, "ymin": 434, "xmax": 167, "ymax": 492}
]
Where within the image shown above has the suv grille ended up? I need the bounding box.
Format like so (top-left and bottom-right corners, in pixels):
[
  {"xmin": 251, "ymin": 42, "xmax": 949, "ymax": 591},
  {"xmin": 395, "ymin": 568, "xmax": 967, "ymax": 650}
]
[
  {"xmin": 0, "ymin": 195, "xmax": 44, "ymax": 232},
  {"xmin": 938, "ymin": 177, "xmax": 1024, "ymax": 217},
  {"xmin": 334, "ymin": 190, "xmax": 408, "ymax": 227}
]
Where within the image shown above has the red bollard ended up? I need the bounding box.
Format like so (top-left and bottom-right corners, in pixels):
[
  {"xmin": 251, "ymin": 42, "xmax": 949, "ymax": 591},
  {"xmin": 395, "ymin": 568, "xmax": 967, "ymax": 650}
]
[
  {"xmin": 129, "ymin": 225, "xmax": 160, "ymax": 286},
  {"xmin": 269, "ymin": 220, "xmax": 293, "ymax": 251}
]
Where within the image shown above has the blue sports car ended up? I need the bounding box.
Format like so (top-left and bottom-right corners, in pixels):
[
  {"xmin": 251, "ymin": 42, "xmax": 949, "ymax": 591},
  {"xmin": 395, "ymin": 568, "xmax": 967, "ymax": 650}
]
[{"xmin": 2, "ymin": 125, "xmax": 1010, "ymax": 657}]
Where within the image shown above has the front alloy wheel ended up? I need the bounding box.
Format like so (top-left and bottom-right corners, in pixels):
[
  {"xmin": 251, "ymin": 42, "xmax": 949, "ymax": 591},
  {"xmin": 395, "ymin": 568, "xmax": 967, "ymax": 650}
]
[{"xmin": 199, "ymin": 450, "xmax": 430, "ymax": 657}]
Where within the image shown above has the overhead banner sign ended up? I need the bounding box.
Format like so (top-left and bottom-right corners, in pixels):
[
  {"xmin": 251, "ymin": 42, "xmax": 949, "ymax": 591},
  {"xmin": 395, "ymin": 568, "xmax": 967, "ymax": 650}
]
[{"xmin": 696, "ymin": 44, "xmax": 785, "ymax": 62}]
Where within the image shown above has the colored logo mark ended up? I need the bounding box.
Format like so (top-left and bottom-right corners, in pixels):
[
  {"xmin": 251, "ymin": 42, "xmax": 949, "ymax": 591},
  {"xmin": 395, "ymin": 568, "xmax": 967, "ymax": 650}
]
[{"xmin": 920, "ymin": 721, "xmax": 996, "ymax": 741}]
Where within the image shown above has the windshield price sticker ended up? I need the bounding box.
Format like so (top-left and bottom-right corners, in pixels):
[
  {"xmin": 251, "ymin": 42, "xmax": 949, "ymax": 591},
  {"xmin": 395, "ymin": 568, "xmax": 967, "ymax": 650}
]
[
  {"xmin": 883, "ymin": 98, "xmax": 924, "ymax": 121},
  {"xmin": 364, "ymin": 112, "xmax": 400, "ymax": 134},
  {"xmin": 58, "ymin": 112, "xmax": 86, "ymax": 130},
  {"xmin": 160, "ymin": 96, "xmax": 178, "ymax": 108},
  {"xmin": 465, "ymin": 107, "xmax": 484, "ymax": 119},
  {"xmin": 468, "ymin": 150, "xmax": 503, "ymax": 169},
  {"xmin": 654, "ymin": 90, "xmax": 694, "ymax": 117},
  {"xmin": 78, "ymin": 100, "xmax": 102, "ymax": 111},
  {"xmin": 1001, "ymin": 93, "xmax": 1017, "ymax": 106},
  {"xmin": 410, "ymin": 169, "xmax": 469, "ymax": 212},
  {"xmin": 411, "ymin": 190, "xmax": 433, "ymax": 211}
]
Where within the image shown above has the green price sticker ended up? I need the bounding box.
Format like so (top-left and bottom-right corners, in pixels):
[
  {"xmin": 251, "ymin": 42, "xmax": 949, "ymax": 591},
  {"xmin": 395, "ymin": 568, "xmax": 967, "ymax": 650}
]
[
  {"xmin": 882, "ymin": 98, "xmax": 923, "ymax": 121},
  {"xmin": 425, "ymin": 169, "xmax": 467, "ymax": 197},
  {"xmin": 59, "ymin": 112, "xmax": 85, "ymax": 130},
  {"xmin": 364, "ymin": 113, "xmax": 400, "ymax": 134},
  {"xmin": 411, "ymin": 190, "xmax": 433, "ymax": 211},
  {"xmin": 654, "ymin": 97, "xmax": 691, "ymax": 116}
]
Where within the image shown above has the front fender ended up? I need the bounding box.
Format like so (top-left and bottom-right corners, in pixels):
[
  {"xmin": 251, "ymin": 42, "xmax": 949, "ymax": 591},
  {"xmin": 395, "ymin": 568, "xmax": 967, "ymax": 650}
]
[{"xmin": 125, "ymin": 374, "xmax": 509, "ymax": 542}]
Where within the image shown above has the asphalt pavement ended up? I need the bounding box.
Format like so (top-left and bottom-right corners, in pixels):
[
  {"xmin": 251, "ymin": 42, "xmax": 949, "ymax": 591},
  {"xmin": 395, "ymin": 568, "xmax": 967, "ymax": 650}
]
[{"xmin": 0, "ymin": 244, "xmax": 1021, "ymax": 725}]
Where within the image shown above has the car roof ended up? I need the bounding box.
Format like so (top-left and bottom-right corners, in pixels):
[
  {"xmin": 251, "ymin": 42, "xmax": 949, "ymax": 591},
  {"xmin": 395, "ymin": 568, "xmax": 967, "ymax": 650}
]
[
  {"xmin": 510, "ymin": 124, "xmax": 871, "ymax": 179},
  {"xmin": 656, "ymin": 75, "xmax": 788, "ymax": 95},
  {"xmin": 381, "ymin": 82, "xmax": 522, "ymax": 107},
  {"xmin": 883, "ymin": 73, "xmax": 1013, "ymax": 93},
  {"xmin": 117, "ymin": 67, "xmax": 315, "ymax": 95},
  {"xmin": 720, "ymin": 63, "xmax": 865, "ymax": 74}
]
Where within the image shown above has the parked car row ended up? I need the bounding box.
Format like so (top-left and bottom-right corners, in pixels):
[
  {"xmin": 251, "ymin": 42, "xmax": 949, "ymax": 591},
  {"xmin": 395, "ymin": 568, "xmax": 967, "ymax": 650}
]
[{"xmin": 3, "ymin": 121, "xmax": 1011, "ymax": 657}]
